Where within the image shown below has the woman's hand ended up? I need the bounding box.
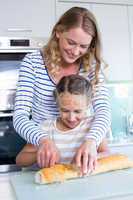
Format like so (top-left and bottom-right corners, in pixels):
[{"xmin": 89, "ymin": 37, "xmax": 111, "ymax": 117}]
[
  {"xmin": 37, "ymin": 138, "xmax": 60, "ymax": 168},
  {"xmin": 74, "ymin": 139, "xmax": 97, "ymax": 175}
]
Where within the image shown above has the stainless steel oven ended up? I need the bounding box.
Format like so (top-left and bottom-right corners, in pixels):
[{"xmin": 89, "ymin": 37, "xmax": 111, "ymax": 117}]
[{"xmin": 0, "ymin": 36, "xmax": 47, "ymax": 172}]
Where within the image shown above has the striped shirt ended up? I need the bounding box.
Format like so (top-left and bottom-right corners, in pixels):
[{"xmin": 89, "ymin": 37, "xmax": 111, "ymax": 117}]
[
  {"xmin": 13, "ymin": 50, "xmax": 111, "ymax": 146},
  {"xmin": 40, "ymin": 117, "xmax": 93, "ymax": 164}
]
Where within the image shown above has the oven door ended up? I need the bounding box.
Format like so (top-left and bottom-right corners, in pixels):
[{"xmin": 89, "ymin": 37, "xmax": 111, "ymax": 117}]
[{"xmin": 0, "ymin": 112, "xmax": 26, "ymax": 168}]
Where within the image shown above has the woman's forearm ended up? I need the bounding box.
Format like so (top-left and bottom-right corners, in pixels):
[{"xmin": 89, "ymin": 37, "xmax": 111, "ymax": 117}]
[
  {"xmin": 13, "ymin": 53, "xmax": 48, "ymax": 145},
  {"xmin": 13, "ymin": 111, "xmax": 48, "ymax": 145},
  {"xmin": 86, "ymin": 69, "xmax": 111, "ymax": 146},
  {"xmin": 88, "ymin": 83, "xmax": 111, "ymax": 145}
]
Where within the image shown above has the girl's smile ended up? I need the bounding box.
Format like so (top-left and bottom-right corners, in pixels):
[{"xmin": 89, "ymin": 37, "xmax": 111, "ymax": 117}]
[{"xmin": 57, "ymin": 92, "xmax": 88, "ymax": 131}]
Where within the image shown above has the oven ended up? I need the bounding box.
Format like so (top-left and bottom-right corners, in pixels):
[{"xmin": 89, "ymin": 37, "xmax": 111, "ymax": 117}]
[{"xmin": 0, "ymin": 36, "xmax": 47, "ymax": 172}]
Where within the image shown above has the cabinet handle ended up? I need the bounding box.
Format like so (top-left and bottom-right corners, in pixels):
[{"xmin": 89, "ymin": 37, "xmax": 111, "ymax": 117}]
[{"xmin": 7, "ymin": 28, "xmax": 32, "ymax": 32}]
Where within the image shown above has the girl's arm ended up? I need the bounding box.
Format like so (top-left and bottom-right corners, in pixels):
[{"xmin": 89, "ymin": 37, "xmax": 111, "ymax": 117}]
[{"xmin": 16, "ymin": 144, "xmax": 37, "ymax": 167}]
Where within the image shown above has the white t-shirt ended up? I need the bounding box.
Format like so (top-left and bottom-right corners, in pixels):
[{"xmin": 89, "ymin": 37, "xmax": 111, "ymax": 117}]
[{"xmin": 40, "ymin": 117, "xmax": 93, "ymax": 164}]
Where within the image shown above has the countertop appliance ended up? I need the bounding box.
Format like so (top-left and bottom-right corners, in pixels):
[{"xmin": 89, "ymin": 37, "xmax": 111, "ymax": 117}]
[{"xmin": 0, "ymin": 36, "xmax": 47, "ymax": 172}]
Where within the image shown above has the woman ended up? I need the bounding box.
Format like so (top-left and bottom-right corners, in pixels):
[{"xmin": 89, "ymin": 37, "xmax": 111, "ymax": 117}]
[{"xmin": 13, "ymin": 7, "xmax": 111, "ymax": 174}]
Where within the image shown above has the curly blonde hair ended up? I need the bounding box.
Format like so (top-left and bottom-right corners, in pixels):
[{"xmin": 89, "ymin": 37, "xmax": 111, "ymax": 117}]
[{"xmin": 42, "ymin": 7, "xmax": 106, "ymax": 84}]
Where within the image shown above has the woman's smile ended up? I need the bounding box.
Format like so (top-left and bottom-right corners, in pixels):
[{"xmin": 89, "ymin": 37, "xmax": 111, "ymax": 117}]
[{"xmin": 57, "ymin": 27, "xmax": 92, "ymax": 64}]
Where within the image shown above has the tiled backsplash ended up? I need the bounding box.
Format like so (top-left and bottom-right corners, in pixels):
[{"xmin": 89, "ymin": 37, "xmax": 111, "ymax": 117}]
[{"xmin": 107, "ymin": 81, "xmax": 133, "ymax": 143}]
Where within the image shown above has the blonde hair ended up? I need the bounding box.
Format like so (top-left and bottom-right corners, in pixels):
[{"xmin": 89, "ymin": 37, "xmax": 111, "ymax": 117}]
[{"xmin": 43, "ymin": 7, "xmax": 106, "ymax": 84}]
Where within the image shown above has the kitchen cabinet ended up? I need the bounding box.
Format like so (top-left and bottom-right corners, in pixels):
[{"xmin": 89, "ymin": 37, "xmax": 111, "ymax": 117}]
[
  {"xmin": 58, "ymin": 0, "xmax": 133, "ymax": 5},
  {"xmin": 0, "ymin": 0, "xmax": 55, "ymax": 38},
  {"xmin": 56, "ymin": 2, "xmax": 91, "ymax": 21},
  {"xmin": 128, "ymin": 6, "xmax": 133, "ymax": 70},
  {"xmin": 56, "ymin": 1, "xmax": 133, "ymax": 81},
  {"xmin": 91, "ymin": 4, "xmax": 132, "ymax": 81}
]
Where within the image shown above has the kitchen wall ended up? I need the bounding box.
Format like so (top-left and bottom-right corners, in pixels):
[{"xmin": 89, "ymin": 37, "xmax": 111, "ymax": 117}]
[
  {"xmin": 108, "ymin": 82, "xmax": 133, "ymax": 140},
  {"xmin": 0, "ymin": 0, "xmax": 133, "ymax": 146},
  {"xmin": 56, "ymin": 0, "xmax": 133, "ymax": 81},
  {"xmin": 56, "ymin": 0, "xmax": 133, "ymax": 145},
  {"xmin": 0, "ymin": 0, "xmax": 133, "ymax": 81}
]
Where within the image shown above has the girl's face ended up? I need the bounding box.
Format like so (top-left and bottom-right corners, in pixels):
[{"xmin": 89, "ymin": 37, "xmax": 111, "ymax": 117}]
[
  {"xmin": 57, "ymin": 92, "xmax": 88, "ymax": 129},
  {"xmin": 56, "ymin": 27, "xmax": 92, "ymax": 64}
]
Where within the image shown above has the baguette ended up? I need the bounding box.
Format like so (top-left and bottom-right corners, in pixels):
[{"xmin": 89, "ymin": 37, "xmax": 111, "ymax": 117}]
[
  {"xmin": 35, "ymin": 154, "xmax": 133, "ymax": 184},
  {"xmin": 35, "ymin": 164, "xmax": 79, "ymax": 184}
]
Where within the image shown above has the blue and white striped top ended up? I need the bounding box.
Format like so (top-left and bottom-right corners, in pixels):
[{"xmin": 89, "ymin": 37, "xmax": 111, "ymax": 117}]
[{"xmin": 13, "ymin": 50, "xmax": 111, "ymax": 146}]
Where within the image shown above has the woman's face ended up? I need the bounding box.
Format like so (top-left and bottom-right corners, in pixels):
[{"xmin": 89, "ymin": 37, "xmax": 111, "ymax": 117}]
[
  {"xmin": 58, "ymin": 92, "xmax": 88, "ymax": 129},
  {"xmin": 56, "ymin": 27, "xmax": 92, "ymax": 64}
]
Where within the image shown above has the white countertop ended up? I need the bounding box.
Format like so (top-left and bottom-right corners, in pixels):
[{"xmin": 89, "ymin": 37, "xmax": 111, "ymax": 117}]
[
  {"xmin": 0, "ymin": 172, "xmax": 17, "ymax": 200},
  {"xmin": 0, "ymin": 142, "xmax": 133, "ymax": 200},
  {"xmin": 0, "ymin": 169, "xmax": 133, "ymax": 200}
]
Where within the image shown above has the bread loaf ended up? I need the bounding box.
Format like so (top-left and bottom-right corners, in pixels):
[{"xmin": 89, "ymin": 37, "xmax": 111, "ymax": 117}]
[
  {"xmin": 35, "ymin": 154, "xmax": 133, "ymax": 184},
  {"xmin": 35, "ymin": 164, "xmax": 79, "ymax": 184}
]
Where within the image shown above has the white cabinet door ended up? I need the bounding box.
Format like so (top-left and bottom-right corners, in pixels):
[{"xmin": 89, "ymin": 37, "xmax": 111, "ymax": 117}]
[
  {"xmin": 92, "ymin": 4, "xmax": 132, "ymax": 81},
  {"xmin": 0, "ymin": 0, "xmax": 55, "ymax": 37},
  {"xmin": 56, "ymin": 2, "xmax": 91, "ymax": 21},
  {"xmin": 57, "ymin": 0, "xmax": 133, "ymax": 5},
  {"xmin": 128, "ymin": 6, "xmax": 133, "ymax": 73}
]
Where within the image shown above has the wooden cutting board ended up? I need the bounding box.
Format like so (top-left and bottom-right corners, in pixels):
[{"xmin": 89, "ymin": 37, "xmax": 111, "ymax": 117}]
[{"xmin": 10, "ymin": 169, "xmax": 133, "ymax": 200}]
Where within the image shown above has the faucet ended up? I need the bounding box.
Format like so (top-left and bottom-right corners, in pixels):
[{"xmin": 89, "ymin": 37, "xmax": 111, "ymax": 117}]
[{"xmin": 127, "ymin": 113, "xmax": 133, "ymax": 134}]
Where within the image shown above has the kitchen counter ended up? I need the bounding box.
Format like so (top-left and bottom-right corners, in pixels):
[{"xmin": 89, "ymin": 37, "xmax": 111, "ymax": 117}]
[
  {"xmin": 0, "ymin": 172, "xmax": 16, "ymax": 200},
  {"xmin": 109, "ymin": 136, "xmax": 133, "ymax": 146},
  {"xmin": 1, "ymin": 168, "xmax": 133, "ymax": 200},
  {"xmin": 109, "ymin": 140, "xmax": 133, "ymax": 159},
  {"xmin": 0, "ymin": 142, "xmax": 133, "ymax": 200}
]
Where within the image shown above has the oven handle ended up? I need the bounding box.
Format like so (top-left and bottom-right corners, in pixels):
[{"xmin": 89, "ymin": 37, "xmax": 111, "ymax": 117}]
[
  {"xmin": 7, "ymin": 28, "xmax": 32, "ymax": 32},
  {"xmin": 0, "ymin": 112, "xmax": 13, "ymax": 117}
]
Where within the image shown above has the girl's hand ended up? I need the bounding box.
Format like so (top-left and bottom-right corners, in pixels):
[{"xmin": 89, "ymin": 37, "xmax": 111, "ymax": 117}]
[
  {"xmin": 37, "ymin": 138, "xmax": 60, "ymax": 168},
  {"xmin": 74, "ymin": 139, "xmax": 97, "ymax": 176}
]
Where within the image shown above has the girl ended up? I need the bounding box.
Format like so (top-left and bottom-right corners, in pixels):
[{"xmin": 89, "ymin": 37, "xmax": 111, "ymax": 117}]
[{"xmin": 16, "ymin": 75, "xmax": 110, "ymax": 174}]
